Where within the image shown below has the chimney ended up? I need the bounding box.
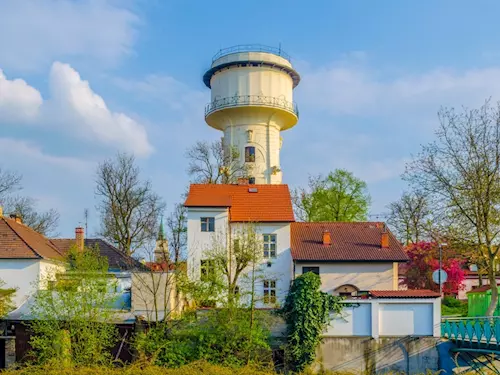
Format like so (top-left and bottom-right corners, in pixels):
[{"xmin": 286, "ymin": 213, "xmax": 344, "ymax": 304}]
[
  {"xmin": 237, "ymin": 177, "xmax": 249, "ymax": 185},
  {"xmin": 381, "ymin": 226, "xmax": 389, "ymax": 248},
  {"xmin": 322, "ymin": 230, "xmax": 331, "ymax": 246},
  {"xmin": 75, "ymin": 227, "xmax": 84, "ymax": 251},
  {"xmin": 10, "ymin": 214, "xmax": 22, "ymax": 224}
]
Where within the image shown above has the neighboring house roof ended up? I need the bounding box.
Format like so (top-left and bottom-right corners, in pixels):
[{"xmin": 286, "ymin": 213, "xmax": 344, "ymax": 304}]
[
  {"xmin": 0, "ymin": 216, "xmax": 63, "ymax": 260},
  {"xmin": 291, "ymin": 222, "xmax": 408, "ymax": 262},
  {"xmin": 184, "ymin": 184, "xmax": 295, "ymax": 222},
  {"xmin": 51, "ymin": 238, "xmax": 144, "ymax": 271},
  {"xmin": 467, "ymin": 284, "xmax": 500, "ymax": 294},
  {"xmin": 369, "ymin": 290, "xmax": 440, "ymax": 298}
]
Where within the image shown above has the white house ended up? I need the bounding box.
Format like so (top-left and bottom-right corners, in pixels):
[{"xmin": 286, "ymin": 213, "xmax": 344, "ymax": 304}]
[
  {"xmin": 185, "ymin": 183, "xmax": 295, "ymax": 306},
  {"xmin": 184, "ymin": 183, "xmax": 410, "ymax": 307},
  {"xmin": 0, "ymin": 211, "xmax": 64, "ymax": 308}
]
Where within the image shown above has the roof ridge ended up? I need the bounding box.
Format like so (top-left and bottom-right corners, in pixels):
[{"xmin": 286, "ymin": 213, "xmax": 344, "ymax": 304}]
[{"xmin": 2, "ymin": 217, "xmax": 43, "ymax": 259}]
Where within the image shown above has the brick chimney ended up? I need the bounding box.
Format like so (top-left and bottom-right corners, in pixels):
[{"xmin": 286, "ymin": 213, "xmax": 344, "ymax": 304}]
[
  {"xmin": 10, "ymin": 214, "xmax": 22, "ymax": 224},
  {"xmin": 381, "ymin": 226, "xmax": 389, "ymax": 248},
  {"xmin": 237, "ymin": 177, "xmax": 249, "ymax": 185},
  {"xmin": 323, "ymin": 230, "xmax": 332, "ymax": 246},
  {"xmin": 75, "ymin": 227, "xmax": 84, "ymax": 251}
]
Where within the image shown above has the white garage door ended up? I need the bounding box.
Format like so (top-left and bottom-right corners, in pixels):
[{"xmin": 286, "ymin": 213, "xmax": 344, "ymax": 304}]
[{"xmin": 379, "ymin": 303, "xmax": 433, "ymax": 336}]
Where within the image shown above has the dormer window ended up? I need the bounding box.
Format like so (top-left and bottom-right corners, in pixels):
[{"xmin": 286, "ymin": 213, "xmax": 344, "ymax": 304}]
[{"xmin": 245, "ymin": 146, "xmax": 255, "ymax": 162}]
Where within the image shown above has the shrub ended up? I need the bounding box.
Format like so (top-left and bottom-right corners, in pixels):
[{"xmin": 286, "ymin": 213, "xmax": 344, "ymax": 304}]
[{"xmin": 134, "ymin": 308, "xmax": 273, "ymax": 368}]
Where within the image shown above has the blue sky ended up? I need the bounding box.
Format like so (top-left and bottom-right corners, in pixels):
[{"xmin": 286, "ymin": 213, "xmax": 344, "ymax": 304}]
[{"xmin": 2, "ymin": 0, "xmax": 500, "ymax": 238}]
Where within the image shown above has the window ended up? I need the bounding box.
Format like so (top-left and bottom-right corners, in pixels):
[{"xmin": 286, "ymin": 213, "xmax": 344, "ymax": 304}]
[
  {"xmin": 263, "ymin": 280, "xmax": 276, "ymax": 304},
  {"xmin": 263, "ymin": 234, "xmax": 277, "ymax": 258},
  {"xmin": 200, "ymin": 217, "xmax": 215, "ymax": 232},
  {"xmin": 201, "ymin": 259, "xmax": 216, "ymax": 281},
  {"xmin": 245, "ymin": 146, "xmax": 255, "ymax": 162},
  {"xmin": 248, "ymin": 177, "xmax": 256, "ymax": 185},
  {"xmin": 302, "ymin": 266, "xmax": 320, "ymax": 275}
]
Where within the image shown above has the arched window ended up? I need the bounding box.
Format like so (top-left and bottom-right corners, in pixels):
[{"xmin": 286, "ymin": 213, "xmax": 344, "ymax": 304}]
[
  {"xmin": 334, "ymin": 284, "xmax": 359, "ymax": 297},
  {"xmin": 245, "ymin": 146, "xmax": 255, "ymax": 162}
]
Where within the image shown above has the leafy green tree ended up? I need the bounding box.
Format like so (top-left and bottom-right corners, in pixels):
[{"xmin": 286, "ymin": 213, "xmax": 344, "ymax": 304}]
[
  {"xmin": 293, "ymin": 169, "xmax": 371, "ymax": 222},
  {"xmin": 280, "ymin": 272, "xmax": 344, "ymax": 372},
  {"xmin": 29, "ymin": 245, "xmax": 118, "ymax": 366},
  {"xmin": 0, "ymin": 279, "xmax": 15, "ymax": 318}
]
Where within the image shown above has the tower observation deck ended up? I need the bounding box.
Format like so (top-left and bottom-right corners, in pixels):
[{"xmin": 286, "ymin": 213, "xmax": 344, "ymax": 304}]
[{"xmin": 203, "ymin": 44, "xmax": 301, "ymax": 184}]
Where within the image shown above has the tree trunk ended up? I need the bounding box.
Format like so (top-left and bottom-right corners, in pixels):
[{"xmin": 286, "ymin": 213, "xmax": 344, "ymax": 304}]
[{"xmin": 486, "ymin": 256, "xmax": 498, "ymax": 316}]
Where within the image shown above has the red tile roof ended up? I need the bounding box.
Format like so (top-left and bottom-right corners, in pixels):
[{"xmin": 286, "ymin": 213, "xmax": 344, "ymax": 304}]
[
  {"xmin": 0, "ymin": 216, "xmax": 63, "ymax": 260},
  {"xmin": 291, "ymin": 222, "xmax": 408, "ymax": 262},
  {"xmin": 369, "ymin": 290, "xmax": 441, "ymax": 298},
  {"xmin": 184, "ymin": 184, "xmax": 295, "ymax": 222},
  {"xmin": 467, "ymin": 284, "xmax": 500, "ymax": 294},
  {"xmin": 51, "ymin": 238, "xmax": 143, "ymax": 270}
]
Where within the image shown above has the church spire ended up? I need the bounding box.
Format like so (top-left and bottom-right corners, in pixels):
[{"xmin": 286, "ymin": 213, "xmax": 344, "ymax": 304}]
[{"xmin": 158, "ymin": 217, "xmax": 165, "ymax": 241}]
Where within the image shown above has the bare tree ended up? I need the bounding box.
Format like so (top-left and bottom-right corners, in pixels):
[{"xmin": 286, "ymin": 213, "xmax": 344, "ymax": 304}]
[
  {"xmin": 166, "ymin": 203, "xmax": 187, "ymax": 264},
  {"xmin": 95, "ymin": 153, "xmax": 165, "ymax": 256},
  {"xmin": 386, "ymin": 191, "xmax": 432, "ymax": 244},
  {"xmin": 4, "ymin": 196, "xmax": 60, "ymax": 236},
  {"xmin": 0, "ymin": 167, "xmax": 22, "ymax": 200},
  {"xmin": 186, "ymin": 140, "xmax": 247, "ymax": 184},
  {"xmin": 203, "ymin": 224, "xmax": 263, "ymax": 306},
  {"xmin": 405, "ymin": 101, "xmax": 500, "ymax": 315}
]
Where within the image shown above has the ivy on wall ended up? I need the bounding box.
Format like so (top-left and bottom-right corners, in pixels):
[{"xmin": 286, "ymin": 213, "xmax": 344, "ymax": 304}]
[{"xmin": 279, "ymin": 272, "xmax": 344, "ymax": 372}]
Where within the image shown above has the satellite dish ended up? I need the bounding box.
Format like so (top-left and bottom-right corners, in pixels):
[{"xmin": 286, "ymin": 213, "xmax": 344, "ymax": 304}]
[{"xmin": 432, "ymin": 269, "xmax": 448, "ymax": 285}]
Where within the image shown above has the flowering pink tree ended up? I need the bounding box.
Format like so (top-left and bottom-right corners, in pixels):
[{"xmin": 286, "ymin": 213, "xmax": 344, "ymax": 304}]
[{"xmin": 401, "ymin": 242, "xmax": 465, "ymax": 295}]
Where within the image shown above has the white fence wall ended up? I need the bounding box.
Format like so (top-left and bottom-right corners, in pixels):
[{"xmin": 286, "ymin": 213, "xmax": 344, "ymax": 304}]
[{"xmin": 324, "ymin": 298, "xmax": 441, "ymax": 338}]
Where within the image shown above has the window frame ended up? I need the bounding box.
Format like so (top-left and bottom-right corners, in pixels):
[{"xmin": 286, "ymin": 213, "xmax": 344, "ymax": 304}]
[
  {"xmin": 302, "ymin": 266, "xmax": 320, "ymax": 275},
  {"xmin": 263, "ymin": 279, "xmax": 277, "ymax": 304},
  {"xmin": 200, "ymin": 217, "xmax": 215, "ymax": 232},
  {"xmin": 245, "ymin": 146, "xmax": 256, "ymax": 163},
  {"xmin": 200, "ymin": 259, "xmax": 216, "ymax": 281},
  {"xmin": 263, "ymin": 233, "xmax": 277, "ymax": 258}
]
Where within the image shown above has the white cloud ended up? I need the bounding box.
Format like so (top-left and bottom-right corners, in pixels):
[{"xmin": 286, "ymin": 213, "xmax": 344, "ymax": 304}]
[
  {"xmin": 47, "ymin": 62, "xmax": 153, "ymax": 156},
  {"xmin": 0, "ymin": 0, "xmax": 139, "ymax": 71},
  {"xmin": 0, "ymin": 63, "xmax": 153, "ymax": 157},
  {"xmin": 0, "ymin": 69, "xmax": 42, "ymax": 122},
  {"xmin": 300, "ymin": 62, "xmax": 500, "ymax": 116}
]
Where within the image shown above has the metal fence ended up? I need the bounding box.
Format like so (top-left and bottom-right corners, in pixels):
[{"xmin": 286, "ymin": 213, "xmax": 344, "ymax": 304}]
[
  {"xmin": 205, "ymin": 95, "xmax": 299, "ymax": 117},
  {"xmin": 212, "ymin": 44, "xmax": 291, "ymax": 62},
  {"xmin": 442, "ymin": 317, "xmax": 500, "ymax": 348}
]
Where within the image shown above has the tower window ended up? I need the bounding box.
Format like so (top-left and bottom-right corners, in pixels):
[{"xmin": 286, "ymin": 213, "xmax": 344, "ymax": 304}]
[
  {"xmin": 263, "ymin": 280, "xmax": 277, "ymax": 304},
  {"xmin": 249, "ymin": 177, "xmax": 256, "ymax": 184},
  {"xmin": 245, "ymin": 146, "xmax": 255, "ymax": 162},
  {"xmin": 263, "ymin": 234, "xmax": 277, "ymax": 258},
  {"xmin": 200, "ymin": 217, "xmax": 215, "ymax": 232}
]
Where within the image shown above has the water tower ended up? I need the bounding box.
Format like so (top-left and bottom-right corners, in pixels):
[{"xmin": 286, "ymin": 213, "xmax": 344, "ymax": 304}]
[{"xmin": 203, "ymin": 45, "xmax": 300, "ymax": 184}]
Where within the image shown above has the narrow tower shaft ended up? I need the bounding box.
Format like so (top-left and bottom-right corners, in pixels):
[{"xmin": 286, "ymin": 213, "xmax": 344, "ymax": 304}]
[{"xmin": 203, "ymin": 45, "xmax": 300, "ymax": 184}]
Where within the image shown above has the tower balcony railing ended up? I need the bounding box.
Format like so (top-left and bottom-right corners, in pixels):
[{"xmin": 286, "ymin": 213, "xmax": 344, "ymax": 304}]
[
  {"xmin": 205, "ymin": 95, "xmax": 299, "ymax": 118},
  {"xmin": 212, "ymin": 44, "xmax": 291, "ymax": 63}
]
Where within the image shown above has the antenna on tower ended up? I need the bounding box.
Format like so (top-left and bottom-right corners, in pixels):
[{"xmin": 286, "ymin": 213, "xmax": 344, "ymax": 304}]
[
  {"xmin": 84, "ymin": 208, "xmax": 89, "ymax": 235},
  {"xmin": 278, "ymin": 42, "xmax": 282, "ymax": 56}
]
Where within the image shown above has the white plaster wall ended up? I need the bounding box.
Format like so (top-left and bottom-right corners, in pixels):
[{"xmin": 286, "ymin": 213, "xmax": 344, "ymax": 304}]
[
  {"xmin": 186, "ymin": 213, "xmax": 293, "ymax": 307},
  {"xmin": 232, "ymin": 223, "xmax": 292, "ymax": 307},
  {"xmin": 186, "ymin": 208, "xmax": 229, "ymax": 280},
  {"xmin": 0, "ymin": 259, "xmax": 41, "ymax": 308},
  {"xmin": 223, "ymin": 123, "xmax": 282, "ymax": 184},
  {"xmin": 324, "ymin": 299, "xmax": 440, "ymax": 338},
  {"xmin": 379, "ymin": 303, "xmax": 434, "ymax": 336},
  {"xmin": 294, "ymin": 262, "xmax": 395, "ymax": 294},
  {"xmin": 211, "ymin": 66, "xmax": 294, "ymax": 102},
  {"xmin": 39, "ymin": 260, "xmax": 65, "ymax": 289},
  {"xmin": 324, "ymin": 302, "xmax": 372, "ymax": 337}
]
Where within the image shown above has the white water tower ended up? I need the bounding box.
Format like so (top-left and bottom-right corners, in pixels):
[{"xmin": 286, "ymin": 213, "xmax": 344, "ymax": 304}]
[{"xmin": 203, "ymin": 45, "xmax": 300, "ymax": 184}]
